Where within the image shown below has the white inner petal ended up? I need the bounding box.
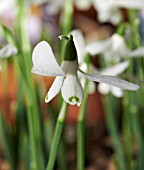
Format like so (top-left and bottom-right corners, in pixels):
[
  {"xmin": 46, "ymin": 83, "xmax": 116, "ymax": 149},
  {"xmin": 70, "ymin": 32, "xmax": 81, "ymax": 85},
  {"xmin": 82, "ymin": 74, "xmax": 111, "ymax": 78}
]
[{"xmin": 61, "ymin": 60, "xmax": 83, "ymax": 106}]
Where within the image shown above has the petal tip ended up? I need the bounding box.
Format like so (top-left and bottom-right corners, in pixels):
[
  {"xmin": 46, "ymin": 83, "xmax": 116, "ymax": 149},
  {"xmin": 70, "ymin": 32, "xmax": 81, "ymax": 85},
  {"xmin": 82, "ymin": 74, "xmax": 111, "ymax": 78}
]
[
  {"xmin": 58, "ymin": 35, "xmax": 63, "ymax": 40},
  {"xmin": 77, "ymin": 103, "xmax": 81, "ymax": 107},
  {"xmin": 68, "ymin": 96, "xmax": 81, "ymax": 105},
  {"xmin": 133, "ymin": 85, "xmax": 140, "ymax": 91},
  {"xmin": 45, "ymin": 95, "xmax": 49, "ymax": 103}
]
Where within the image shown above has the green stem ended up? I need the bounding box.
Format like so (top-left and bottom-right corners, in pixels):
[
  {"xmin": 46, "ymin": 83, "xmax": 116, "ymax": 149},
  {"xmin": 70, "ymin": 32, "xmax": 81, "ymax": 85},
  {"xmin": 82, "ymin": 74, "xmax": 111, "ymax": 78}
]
[
  {"xmin": 0, "ymin": 111, "xmax": 16, "ymax": 170},
  {"xmin": 130, "ymin": 94, "xmax": 144, "ymax": 170},
  {"xmin": 104, "ymin": 96, "xmax": 127, "ymax": 170},
  {"xmin": 1, "ymin": 61, "xmax": 10, "ymax": 114},
  {"xmin": 57, "ymin": 140, "xmax": 67, "ymax": 170},
  {"xmin": 128, "ymin": 10, "xmax": 144, "ymax": 170},
  {"xmin": 122, "ymin": 94, "xmax": 134, "ymax": 170},
  {"xmin": 46, "ymin": 101, "xmax": 68, "ymax": 170},
  {"xmin": 77, "ymin": 87, "xmax": 89, "ymax": 170},
  {"xmin": 77, "ymin": 72, "xmax": 90, "ymax": 170},
  {"xmin": 26, "ymin": 105, "xmax": 38, "ymax": 170}
]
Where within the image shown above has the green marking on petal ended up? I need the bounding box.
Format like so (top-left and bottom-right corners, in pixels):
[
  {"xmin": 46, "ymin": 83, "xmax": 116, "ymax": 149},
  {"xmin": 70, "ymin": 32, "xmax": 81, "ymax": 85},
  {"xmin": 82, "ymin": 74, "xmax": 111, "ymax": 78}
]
[
  {"xmin": 69, "ymin": 96, "xmax": 80, "ymax": 103},
  {"xmin": 45, "ymin": 94, "xmax": 48, "ymax": 102}
]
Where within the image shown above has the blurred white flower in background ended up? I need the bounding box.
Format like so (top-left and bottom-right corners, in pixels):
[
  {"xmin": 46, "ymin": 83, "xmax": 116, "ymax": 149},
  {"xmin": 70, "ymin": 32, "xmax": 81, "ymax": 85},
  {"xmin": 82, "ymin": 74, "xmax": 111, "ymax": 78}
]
[
  {"xmin": 74, "ymin": 0, "xmax": 144, "ymax": 24},
  {"xmin": 0, "ymin": 44, "xmax": 18, "ymax": 71},
  {"xmin": 70, "ymin": 29, "xmax": 142, "ymax": 97},
  {"xmin": 86, "ymin": 33, "xmax": 144, "ymax": 64},
  {"xmin": 97, "ymin": 61, "xmax": 129, "ymax": 97},
  {"xmin": 94, "ymin": 0, "xmax": 144, "ymax": 24},
  {"xmin": 0, "ymin": 0, "xmax": 16, "ymax": 20},
  {"xmin": 93, "ymin": 0, "xmax": 122, "ymax": 25}
]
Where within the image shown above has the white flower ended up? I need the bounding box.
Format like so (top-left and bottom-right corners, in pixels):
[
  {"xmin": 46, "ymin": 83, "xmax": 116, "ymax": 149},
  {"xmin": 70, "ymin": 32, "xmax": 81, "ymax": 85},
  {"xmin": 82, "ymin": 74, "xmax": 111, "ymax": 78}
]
[
  {"xmin": 0, "ymin": 0, "xmax": 16, "ymax": 19},
  {"xmin": 93, "ymin": 0, "xmax": 144, "ymax": 24},
  {"xmin": 0, "ymin": 44, "xmax": 18, "ymax": 70},
  {"xmin": 98, "ymin": 61, "xmax": 129, "ymax": 97},
  {"xmin": 32, "ymin": 36, "xmax": 139, "ymax": 106},
  {"xmin": 74, "ymin": 0, "xmax": 92, "ymax": 10},
  {"xmin": 93, "ymin": 0, "xmax": 122, "ymax": 25},
  {"xmin": 86, "ymin": 33, "xmax": 144, "ymax": 63},
  {"xmin": 67, "ymin": 30, "xmax": 141, "ymax": 97}
]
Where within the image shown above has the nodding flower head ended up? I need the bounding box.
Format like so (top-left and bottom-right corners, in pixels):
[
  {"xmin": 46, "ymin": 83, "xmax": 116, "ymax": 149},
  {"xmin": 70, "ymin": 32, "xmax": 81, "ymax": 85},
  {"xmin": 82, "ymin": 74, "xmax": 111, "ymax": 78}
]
[{"xmin": 31, "ymin": 35, "xmax": 139, "ymax": 106}]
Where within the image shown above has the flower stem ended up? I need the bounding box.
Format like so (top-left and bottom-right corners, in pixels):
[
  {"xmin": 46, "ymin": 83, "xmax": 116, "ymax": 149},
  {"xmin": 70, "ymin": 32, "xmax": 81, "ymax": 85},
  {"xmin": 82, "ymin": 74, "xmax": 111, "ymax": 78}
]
[
  {"xmin": 77, "ymin": 75, "xmax": 89, "ymax": 170},
  {"xmin": 46, "ymin": 101, "xmax": 68, "ymax": 170},
  {"xmin": 26, "ymin": 105, "xmax": 38, "ymax": 170},
  {"xmin": 104, "ymin": 95, "xmax": 127, "ymax": 170}
]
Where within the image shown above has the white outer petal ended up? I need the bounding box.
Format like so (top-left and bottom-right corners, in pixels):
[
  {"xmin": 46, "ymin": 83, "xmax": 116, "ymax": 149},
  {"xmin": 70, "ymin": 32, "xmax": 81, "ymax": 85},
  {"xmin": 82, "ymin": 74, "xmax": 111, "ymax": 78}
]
[
  {"xmin": 32, "ymin": 41, "xmax": 65, "ymax": 76},
  {"xmin": 31, "ymin": 66, "xmax": 49, "ymax": 76},
  {"xmin": 45, "ymin": 76, "xmax": 64, "ymax": 103},
  {"xmin": 86, "ymin": 39, "xmax": 111, "ymax": 56},
  {"xmin": 100, "ymin": 61, "xmax": 129, "ymax": 76},
  {"xmin": 0, "ymin": 44, "xmax": 18, "ymax": 58},
  {"xmin": 127, "ymin": 46, "xmax": 144, "ymax": 57},
  {"xmin": 70, "ymin": 29, "xmax": 86, "ymax": 64},
  {"xmin": 78, "ymin": 68, "xmax": 139, "ymax": 91}
]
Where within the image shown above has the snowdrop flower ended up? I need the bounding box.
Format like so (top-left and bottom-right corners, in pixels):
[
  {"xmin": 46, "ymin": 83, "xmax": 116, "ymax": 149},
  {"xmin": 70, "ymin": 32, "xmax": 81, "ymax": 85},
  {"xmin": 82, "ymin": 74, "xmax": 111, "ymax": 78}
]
[
  {"xmin": 0, "ymin": 44, "xmax": 18, "ymax": 70},
  {"xmin": 74, "ymin": 0, "xmax": 92, "ymax": 10},
  {"xmin": 67, "ymin": 30, "xmax": 141, "ymax": 97},
  {"xmin": 0, "ymin": 0, "xmax": 16, "ymax": 20},
  {"xmin": 98, "ymin": 61, "xmax": 129, "ymax": 97},
  {"xmin": 93, "ymin": 0, "xmax": 144, "ymax": 25},
  {"xmin": 32, "ymin": 35, "xmax": 139, "ymax": 105},
  {"xmin": 86, "ymin": 33, "xmax": 144, "ymax": 64},
  {"xmin": 93, "ymin": 0, "xmax": 122, "ymax": 25}
]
